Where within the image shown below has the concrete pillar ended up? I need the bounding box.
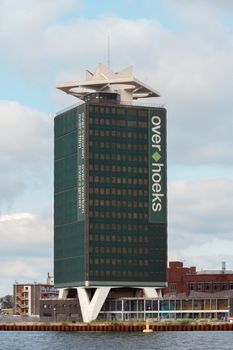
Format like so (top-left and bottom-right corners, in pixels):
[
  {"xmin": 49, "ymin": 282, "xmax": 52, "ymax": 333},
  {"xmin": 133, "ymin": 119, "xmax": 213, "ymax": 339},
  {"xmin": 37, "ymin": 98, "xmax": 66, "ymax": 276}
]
[
  {"xmin": 77, "ymin": 287, "xmax": 110, "ymax": 323},
  {"xmin": 143, "ymin": 288, "xmax": 161, "ymax": 298}
]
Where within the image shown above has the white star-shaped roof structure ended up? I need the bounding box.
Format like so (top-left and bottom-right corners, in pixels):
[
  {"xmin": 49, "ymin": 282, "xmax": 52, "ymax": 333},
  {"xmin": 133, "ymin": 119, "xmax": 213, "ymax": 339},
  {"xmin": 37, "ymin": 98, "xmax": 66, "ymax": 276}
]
[{"xmin": 56, "ymin": 63, "xmax": 160, "ymax": 102}]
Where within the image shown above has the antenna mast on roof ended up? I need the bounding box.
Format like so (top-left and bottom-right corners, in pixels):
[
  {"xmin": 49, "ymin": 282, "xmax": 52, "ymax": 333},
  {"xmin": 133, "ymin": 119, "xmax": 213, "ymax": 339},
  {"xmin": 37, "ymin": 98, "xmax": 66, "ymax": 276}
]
[
  {"xmin": 222, "ymin": 261, "xmax": 226, "ymax": 274},
  {"xmin": 107, "ymin": 36, "xmax": 110, "ymax": 69}
]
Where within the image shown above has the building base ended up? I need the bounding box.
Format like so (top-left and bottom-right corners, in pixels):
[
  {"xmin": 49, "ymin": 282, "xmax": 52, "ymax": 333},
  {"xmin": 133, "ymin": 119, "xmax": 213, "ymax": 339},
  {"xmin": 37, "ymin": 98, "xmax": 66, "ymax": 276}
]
[{"xmin": 58, "ymin": 286, "xmax": 162, "ymax": 322}]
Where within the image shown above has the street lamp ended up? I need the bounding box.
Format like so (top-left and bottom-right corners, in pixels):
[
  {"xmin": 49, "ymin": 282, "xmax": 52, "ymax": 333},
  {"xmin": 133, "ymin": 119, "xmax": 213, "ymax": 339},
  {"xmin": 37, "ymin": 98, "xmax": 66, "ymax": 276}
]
[
  {"xmin": 53, "ymin": 306, "xmax": 57, "ymax": 323},
  {"xmin": 69, "ymin": 304, "xmax": 72, "ymax": 322}
]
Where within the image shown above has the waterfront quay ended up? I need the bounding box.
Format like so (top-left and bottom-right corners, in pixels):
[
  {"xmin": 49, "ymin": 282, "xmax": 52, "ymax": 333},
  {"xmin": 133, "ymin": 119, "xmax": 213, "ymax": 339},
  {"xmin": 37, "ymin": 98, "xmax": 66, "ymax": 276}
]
[{"xmin": 1, "ymin": 321, "xmax": 233, "ymax": 332}]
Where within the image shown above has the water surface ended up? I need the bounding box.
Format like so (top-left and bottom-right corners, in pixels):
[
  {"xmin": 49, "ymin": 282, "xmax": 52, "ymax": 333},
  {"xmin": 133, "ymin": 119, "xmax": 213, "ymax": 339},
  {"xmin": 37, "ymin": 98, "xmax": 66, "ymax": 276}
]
[{"xmin": 1, "ymin": 331, "xmax": 233, "ymax": 350}]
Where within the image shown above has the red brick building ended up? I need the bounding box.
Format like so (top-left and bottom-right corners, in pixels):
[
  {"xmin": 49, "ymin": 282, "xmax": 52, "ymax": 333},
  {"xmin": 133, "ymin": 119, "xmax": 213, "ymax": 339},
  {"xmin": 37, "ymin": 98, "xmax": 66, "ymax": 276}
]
[{"xmin": 164, "ymin": 261, "xmax": 233, "ymax": 295}]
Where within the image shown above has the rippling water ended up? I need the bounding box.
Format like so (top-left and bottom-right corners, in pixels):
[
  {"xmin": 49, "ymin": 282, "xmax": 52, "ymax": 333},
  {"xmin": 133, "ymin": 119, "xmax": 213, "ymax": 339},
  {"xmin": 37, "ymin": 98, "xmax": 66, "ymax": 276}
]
[{"xmin": 1, "ymin": 331, "xmax": 233, "ymax": 350}]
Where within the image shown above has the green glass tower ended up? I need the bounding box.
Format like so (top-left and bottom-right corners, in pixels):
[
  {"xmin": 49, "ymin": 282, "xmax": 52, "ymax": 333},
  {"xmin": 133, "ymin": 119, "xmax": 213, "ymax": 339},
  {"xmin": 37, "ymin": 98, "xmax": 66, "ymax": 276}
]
[{"xmin": 54, "ymin": 64, "xmax": 167, "ymax": 322}]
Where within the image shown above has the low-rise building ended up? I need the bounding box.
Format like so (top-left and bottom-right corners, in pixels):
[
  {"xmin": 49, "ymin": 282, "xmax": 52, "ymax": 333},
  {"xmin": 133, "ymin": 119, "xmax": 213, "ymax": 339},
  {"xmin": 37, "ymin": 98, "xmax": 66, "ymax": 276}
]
[
  {"xmin": 98, "ymin": 292, "xmax": 233, "ymax": 321},
  {"xmin": 13, "ymin": 274, "xmax": 58, "ymax": 316},
  {"xmin": 14, "ymin": 262, "xmax": 233, "ymax": 321},
  {"xmin": 40, "ymin": 298, "xmax": 82, "ymax": 323},
  {"xmin": 164, "ymin": 261, "xmax": 233, "ymax": 295}
]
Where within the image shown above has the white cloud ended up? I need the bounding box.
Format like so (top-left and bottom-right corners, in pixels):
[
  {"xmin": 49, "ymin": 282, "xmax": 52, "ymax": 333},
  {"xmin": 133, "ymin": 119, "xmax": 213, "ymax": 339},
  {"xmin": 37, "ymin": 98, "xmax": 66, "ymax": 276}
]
[
  {"xmin": 1, "ymin": 257, "xmax": 52, "ymax": 280},
  {"xmin": 7, "ymin": 13, "xmax": 231, "ymax": 166},
  {"xmin": 0, "ymin": 257, "xmax": 53, "ymax": 296},
  {"xmin": 0, "ymin": 0, "xmax": 82, "ymax": 31},
  {"xmin": 168, "ymin": 178, "xmax": 233, "ymax": 269},
  {"xmin": 0, "ymin": 0, "xmax": 83, "ymax": 79},
  {"xmin": 169, "ymin": 178, "xmax": 233, "ymax": 237},
  {"xmin": 162, "ymin": 0, "xmax": 233, "ymax": 28},
  {"xmin": 0, "ymin": 101, "xmax": 52, "ymax": 167},
  {"xmin": 0, "ymin": 1, "xmax": 233, "ymax": 293},
  {"xmin": 0, "ymin": 212, "xmax": 52, "ymax": 255},
  {"xmin": 1, "ymin": 3, "xmax": 232, "ymax": 166},
  {"xmin": 0, "ymin": 211, "xmax": 53, "ymax": 296},
  {"xmin": 0, "ymin": 174, "xmax": 26, "ymax": 210},
  {"xmin": 0, "ymin": 101, "xmax": 52, "ymax": 208},
  {"xmin": 47, "ymin": 15, "xmax": 233, "ymax": 167}
]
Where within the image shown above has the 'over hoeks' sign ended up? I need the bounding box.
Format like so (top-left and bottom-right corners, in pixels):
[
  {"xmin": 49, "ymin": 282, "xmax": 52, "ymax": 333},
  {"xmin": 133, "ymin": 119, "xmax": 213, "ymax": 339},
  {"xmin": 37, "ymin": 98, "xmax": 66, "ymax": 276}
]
[{"xmin": 148, "ymin": 109, "xmax": 167, "ymax": 224}]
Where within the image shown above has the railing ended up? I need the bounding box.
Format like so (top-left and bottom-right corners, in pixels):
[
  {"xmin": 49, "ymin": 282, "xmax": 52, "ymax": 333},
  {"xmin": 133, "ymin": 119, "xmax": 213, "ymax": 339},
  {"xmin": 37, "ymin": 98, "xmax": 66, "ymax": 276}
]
[
  {"xmin": 56, "ymin": 99, "xmax": 165, "ymax": 115},
  {"xmin": 0, "ymin": 315, "xmax": 40, "ymax": 324}
]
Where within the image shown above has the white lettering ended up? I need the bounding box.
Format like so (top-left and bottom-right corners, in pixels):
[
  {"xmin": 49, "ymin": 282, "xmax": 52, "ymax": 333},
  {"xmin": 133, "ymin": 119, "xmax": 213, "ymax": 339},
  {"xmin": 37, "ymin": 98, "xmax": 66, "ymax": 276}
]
[
  {"xmin": 77, "ymin": 111, "xmax": 85, "ymax": 219},
  {"xmin": 150, "ymin": 116, "xmax": 164, "ymax": 214},
  {"xmin": 152, "ymin": 202, "xmax": 162, "ymax": 212}
]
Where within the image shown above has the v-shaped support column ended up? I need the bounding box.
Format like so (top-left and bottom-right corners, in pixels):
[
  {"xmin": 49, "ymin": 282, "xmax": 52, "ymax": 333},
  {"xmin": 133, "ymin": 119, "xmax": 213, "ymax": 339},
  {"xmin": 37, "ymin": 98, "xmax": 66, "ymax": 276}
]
[
  {"xmin": 77, "ymin": 287, "xmax": 111, "ymax": 323},
  {"xmin": 143, "ymin": 287, "xmax": 162, "ymax": 298}
]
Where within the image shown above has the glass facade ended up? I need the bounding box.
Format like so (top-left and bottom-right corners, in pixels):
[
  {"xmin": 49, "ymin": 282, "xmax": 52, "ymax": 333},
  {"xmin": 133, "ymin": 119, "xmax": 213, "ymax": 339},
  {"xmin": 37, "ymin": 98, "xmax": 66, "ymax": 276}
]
[
  {"xmin": 54, "ymin": 105, "xmax": 85, "ymax": 286},
  {"xmin": 98, "ymin": 297, "xmax": 231, "ymax": 321},
  {"xmin": 54, "ymin": 102, "xmax": 167, "ymax": 288}
]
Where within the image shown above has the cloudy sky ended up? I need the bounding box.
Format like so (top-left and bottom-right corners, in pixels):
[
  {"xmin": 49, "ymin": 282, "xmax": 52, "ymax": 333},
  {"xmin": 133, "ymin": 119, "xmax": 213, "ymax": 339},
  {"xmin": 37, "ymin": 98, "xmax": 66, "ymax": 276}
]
[{"xmin": 0, "ymin": 0, "xmax": 233, "ymax": 296}]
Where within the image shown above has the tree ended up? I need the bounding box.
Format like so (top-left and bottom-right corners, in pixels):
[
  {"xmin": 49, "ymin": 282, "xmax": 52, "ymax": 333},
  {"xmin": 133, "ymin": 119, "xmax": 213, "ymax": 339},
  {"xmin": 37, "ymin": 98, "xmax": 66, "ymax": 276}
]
[{"xmin": 0, "ymin": 295, "xmax": 13, "ymax": 309}]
